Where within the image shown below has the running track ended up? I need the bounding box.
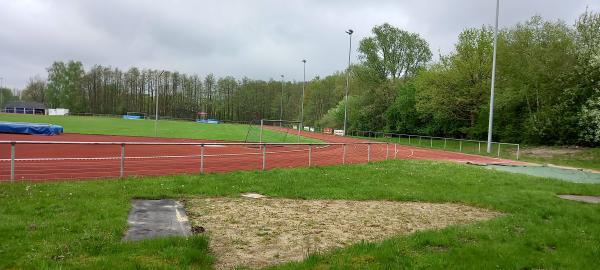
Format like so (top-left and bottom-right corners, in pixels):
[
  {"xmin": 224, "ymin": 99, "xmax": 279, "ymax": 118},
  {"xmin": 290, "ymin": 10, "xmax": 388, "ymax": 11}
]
[{"xmin": 0, "ymin": 128, "xmax": 521, "ymax": 182}]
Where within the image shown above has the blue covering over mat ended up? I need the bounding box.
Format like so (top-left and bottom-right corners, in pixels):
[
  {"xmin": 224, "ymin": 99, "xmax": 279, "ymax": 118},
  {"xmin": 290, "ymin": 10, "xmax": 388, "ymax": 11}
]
[
  {"xmin": 123, "ymin": 115, "xmax": 144, "ymax": 120},
  {"xmin": 0, "ymin": 122, "xmax": 64, "ymax": 136}
]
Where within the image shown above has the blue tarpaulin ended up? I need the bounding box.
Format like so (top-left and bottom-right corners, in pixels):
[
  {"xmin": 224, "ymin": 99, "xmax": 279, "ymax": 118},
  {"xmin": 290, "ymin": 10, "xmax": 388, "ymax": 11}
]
[
  {"xmin": 123, "ymin": 115, "xmax": 144, "ymax": 120},
  {"xmin": 196, "ymin": 119, "xmax": 220, "ymax": 124},
  {"xmin": 0, "ymin": 122, "xmax": 64, "ymax": 136}
]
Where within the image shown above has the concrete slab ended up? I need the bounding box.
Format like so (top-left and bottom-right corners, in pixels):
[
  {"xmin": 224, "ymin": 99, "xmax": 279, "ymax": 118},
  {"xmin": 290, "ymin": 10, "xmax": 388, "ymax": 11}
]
[
  {"xmin": 558, "ymin": 195, "xmax": 600, "ymax": 204},
  {"xmin": 123, "ymin": 199, "xmax": 191, "ymax": 241}
]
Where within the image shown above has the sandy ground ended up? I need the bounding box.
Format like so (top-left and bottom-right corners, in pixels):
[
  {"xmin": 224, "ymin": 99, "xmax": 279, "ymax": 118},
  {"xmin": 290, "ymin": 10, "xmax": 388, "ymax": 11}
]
[
  {"xmin": 185, "ymin": 196, "xmax": 500, "ymax": 269},
  {"xmin": 521, "ymin": 147, "xmax": 584, "ymax": 158}
]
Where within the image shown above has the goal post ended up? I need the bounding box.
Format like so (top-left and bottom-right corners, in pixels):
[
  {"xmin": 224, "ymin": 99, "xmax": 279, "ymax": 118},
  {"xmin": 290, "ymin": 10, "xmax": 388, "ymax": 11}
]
[{"xmin": 245, "ymin": 119, "xmax": 302, "ymax": 143}]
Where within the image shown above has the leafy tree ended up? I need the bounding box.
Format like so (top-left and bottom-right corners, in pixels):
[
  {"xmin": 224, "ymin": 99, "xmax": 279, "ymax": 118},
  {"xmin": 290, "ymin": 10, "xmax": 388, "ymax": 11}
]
[
  {"xmin": 579, "ymin": 97, "xmax": 600, "ymax": 145},
  {"xmin": 21, "ymin": 76, "xmax": 47, "ymax": 103},
  {"xmin": 46, "ymin": 61, "xmax": 84, "ymax": 110},
  {"xmin": 416, "ymin": 27, "xmax": 494, "ymax": 138},
  {"xmin": 358, "ymin": 23, "xmax": 432, "ymax": 80}
]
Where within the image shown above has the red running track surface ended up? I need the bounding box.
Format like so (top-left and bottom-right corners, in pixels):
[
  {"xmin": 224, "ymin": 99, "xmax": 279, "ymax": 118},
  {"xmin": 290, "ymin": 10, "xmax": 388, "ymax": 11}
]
[{"xmin": 0, "ymin": 129, "xmax": 523, "ymax": 182}]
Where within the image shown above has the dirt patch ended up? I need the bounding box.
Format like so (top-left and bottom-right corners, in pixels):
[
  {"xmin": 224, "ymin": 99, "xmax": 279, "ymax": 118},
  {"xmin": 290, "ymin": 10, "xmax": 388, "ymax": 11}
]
[
  {"xmin": 186, "ymin": 196, "xmax": 499, "ymax": 269},
  {"xmin": 558, "ymin": 194, "xmax": 600, "ymax": 203},
  {"xmin": 522, "ymin": 147, "xmax": 584, "ymax": 158}
]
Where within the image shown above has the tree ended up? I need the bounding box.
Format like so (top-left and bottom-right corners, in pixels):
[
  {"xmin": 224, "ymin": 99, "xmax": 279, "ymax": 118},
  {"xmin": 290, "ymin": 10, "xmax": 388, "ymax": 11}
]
[
  {"xmin": 46, "ymin": 61, "xmax": 84, "ymax": 110},
  {"xmin": 358, "ymin": 23, "xmax": 432, "ymax": 80},
  {"xmin": 21, "ymin": 76, "xmax": 47, "ymax": 103}
]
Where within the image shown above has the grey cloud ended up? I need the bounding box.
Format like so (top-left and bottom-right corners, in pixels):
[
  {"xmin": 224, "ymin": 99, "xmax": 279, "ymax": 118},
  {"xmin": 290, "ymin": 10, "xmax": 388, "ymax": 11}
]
[{"xmin": 0, "ymin": 0, "xmax": 598, "ymax": 89}]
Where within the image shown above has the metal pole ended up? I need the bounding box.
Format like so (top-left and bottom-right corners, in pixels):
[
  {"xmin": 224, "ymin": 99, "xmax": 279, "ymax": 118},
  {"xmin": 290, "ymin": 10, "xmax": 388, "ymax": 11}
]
[
  {"xmin": 430, "ymin": 137, "xmax": 433, "ymax": 148},
  {"xmin": 394, "ymin": 143, "xmax": 397, "ymax": 159},
  {"xmin": 308, "ymin": 144, "xmax": 312, "ymax": 167},
  {"xmin": 343, "ymin": 29, "xmax": 353, "ymax": 136},
  {"xmin": 487, "ymin": 0, "xmax": 499, "ymax": 153},
  {"xmin": 478, "ymin": 141, "xmax": 481, "ymax": 153},
  {"xmin": 459, "ymin": 140, "xmax": 463, "ymax": 152},
  {"xmin": 386, "ymin": 143, "xmax": 389, "ymax": 160},
  {"xmin": 155, "ymin": 70, "xmax": 164, "ymax": 137},
  {"xmin": 342, "ymin": 144, "xmax": 347, "ymax": 164},
  {"xmin": 280, "ymin": 75, "xmax": 284, "ymax": 125},
  {"xmin": 444, "ymin": 138, "xmax": 447, "ymax": 149},
  {"xmin": 497, "ymin": 143, "xmax": 501, "ymax": 157},
  {"xmin": 259, "ymin": 119, "xmax": 264, "ymax": 143},
  {"xmin": 262, "ymin": 144, "xmax": 266, "ymax": 170},
  {"xmin": 517, "ymin": 144, "xmax": 520, "ymax": 160},
  {"xmin": 367, "ymin": 144, "xmax": 371, "ymax": 162},
  {"xmin": 120, "ymin": 143, "xmax": 125, "ymax": 178},
  {"xmin": 200, "ymin": 144, "xmax": 205, "ymax": 174},
  {"xmin": 409, "ymin": 136, "xmax": 411, "ymax": 144},
  {"xmin": 10, "ymin": 142, "xmax": 15, "ymax": 182},
  {"xmin": 301, "ymin": 59, "xmax": 306, "ymax": 130}
]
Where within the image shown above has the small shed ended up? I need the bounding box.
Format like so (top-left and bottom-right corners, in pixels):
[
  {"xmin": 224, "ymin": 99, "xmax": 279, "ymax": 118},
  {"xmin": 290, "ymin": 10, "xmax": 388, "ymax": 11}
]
[{"xmin": 2, "ymin": 101, "xmax": 47, "ymax": 115}]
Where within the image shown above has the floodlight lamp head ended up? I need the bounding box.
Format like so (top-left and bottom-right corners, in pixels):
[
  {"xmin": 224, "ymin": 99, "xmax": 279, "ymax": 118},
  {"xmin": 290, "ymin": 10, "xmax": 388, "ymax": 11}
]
[
  {"xmin": 302, "ymin": 59, "xmax": 306, "ymax": 63},
  {"xmin": 346, "ymin": 29, "xmax": 354, "ymax": 35}
]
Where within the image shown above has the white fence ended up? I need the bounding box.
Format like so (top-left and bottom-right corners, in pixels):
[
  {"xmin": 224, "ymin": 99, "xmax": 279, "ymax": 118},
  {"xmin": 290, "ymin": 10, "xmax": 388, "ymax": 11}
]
[
  {"xmin": 0, "ymin": 141, "xmax": 391, "ymax": 182},
  {"xmin": 350, "ymin": 130, "xmax": 520, "ymax": 160}
]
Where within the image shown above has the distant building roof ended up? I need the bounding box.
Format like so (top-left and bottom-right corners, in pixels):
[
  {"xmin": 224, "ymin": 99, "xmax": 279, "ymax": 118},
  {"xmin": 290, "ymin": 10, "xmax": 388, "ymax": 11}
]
[{"xmin": 3, "ymin": 101, "xmax": 47, "ymax": 109}]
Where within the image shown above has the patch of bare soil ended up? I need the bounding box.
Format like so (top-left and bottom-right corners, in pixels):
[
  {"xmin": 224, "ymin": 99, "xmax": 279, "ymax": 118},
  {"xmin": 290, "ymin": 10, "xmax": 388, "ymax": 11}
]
[
  {"xmin": 186, "ymin": 196, "xmax": 500, "ymax": 269},
  {"xmin": 522, "ymin": 147, "xmax": 584, "ymax": 158}
]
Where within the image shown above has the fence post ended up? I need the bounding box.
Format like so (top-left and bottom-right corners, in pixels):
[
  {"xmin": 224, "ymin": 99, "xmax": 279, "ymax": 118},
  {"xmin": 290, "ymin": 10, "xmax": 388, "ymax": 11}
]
[
  {"xmin": 308, "ymin": 144, "xmax": 312, "ymax": 167},
  {"xmin": 478, "ymin": 141, "xmax": 481, "ymax": 153},
  {"xmin": 120, "ymin": 143, "xmax": 125, "ymax": 178},
  {"xmin": 430, "ymin": 137, "xmax": 433, "ymax": 148},
  {"xmin": 342, "ymin": 144, "xmax": 347, "ymax": 165},
  {"xmin": 200, "ymin": 144, "xmax": 205, "ymax": 174},
  {"xmin": 10, "ymin": 142, "xmax": 15, "ymax": 182},
  {"xmin": 418, "ymin": 136, "xmax": 421, "ymax": 145},
  {"xmin": 259, "ymin": 119, "xmax": 264, "ymax": 143},
  {"xmin": 516, "ymin": 144, "xmax": 520, "ymax": 160},
  {"xmin": 262, "ymin": 144, "xmax": 266, "ymax": 170},
  {"xmin": 497, "ymin": 143, "xmax": 501, "ymax": 157},
  {"xmin": 459, "ymin": 140, "xmax": 463, "ymax": 152},
  {"xmin": 444, "ymin": 138, "xmax": 447, "ymax": 149},
  {"xmin": 367, "ymin": 144, "xmax": 371, "ymax": 162},
  {"xmin": 394, "ymin": 143, "xmax": 397, "ymax": 159},
  {"xmin": 408, "ymin": 136, "xmax": 411, "ymax": 144},
  {"xmin": 386, "ymin": 143, "xmax": 389, "ymax": 160}
]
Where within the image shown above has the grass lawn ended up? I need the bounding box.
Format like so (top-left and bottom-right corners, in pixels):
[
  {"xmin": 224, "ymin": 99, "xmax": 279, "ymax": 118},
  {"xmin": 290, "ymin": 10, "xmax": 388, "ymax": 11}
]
[
  {"xmin": 1, "ymin": 160, "xmax": 599, "ymax": 269},
  {"xmin": 0, "ymin": 114, "xmax": 319, "ymax": 143}
]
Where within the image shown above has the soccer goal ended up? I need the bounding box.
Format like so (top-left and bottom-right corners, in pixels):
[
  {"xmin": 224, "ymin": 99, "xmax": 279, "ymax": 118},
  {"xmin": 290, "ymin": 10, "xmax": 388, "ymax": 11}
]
[{"xmin": 245, "ymin": 119, "xmax": 302, "ymax": 143}]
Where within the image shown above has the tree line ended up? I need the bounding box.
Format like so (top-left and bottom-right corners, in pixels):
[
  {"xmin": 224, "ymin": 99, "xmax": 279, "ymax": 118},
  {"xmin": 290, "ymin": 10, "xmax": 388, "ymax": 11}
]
[{"xmin": 17, "ymin": 10, "xmax": 600, "ymax": 146}]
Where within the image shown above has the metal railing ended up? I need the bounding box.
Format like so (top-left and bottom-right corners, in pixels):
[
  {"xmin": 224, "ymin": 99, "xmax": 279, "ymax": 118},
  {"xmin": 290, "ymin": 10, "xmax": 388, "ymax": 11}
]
[
  {"xmin": 349, "ymin": 130, "xmax": 520, "ymax": 160},
  {"xmin": 0, "ymin": 141, "xmax": 390, "ymax": 182}
]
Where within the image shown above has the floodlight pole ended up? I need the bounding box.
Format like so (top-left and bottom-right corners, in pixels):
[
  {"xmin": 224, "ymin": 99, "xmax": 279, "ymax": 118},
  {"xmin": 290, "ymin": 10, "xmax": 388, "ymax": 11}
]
[
  {"xmin": 301, "ymin": 60, "xmax": 306, "ymax": 131},
  {"xmin": 155, "ymin": 70, "xmax": 164, "ymax": 137},
  {"xmin": 343, "ymin": 29, "xmax": 353, "ymax": 136},
  {"xmin": 486, "ymin": 0, "xmax": 499, "ymax": 153},
  {"xmin": 280, "ymin": 75, "xmax": 284, "ymax": 126}
]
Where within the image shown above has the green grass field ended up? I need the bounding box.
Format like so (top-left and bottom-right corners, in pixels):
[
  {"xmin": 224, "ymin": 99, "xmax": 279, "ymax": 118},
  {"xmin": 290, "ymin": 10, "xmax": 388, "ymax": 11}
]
[
  {"xmin": 0, "ymin": 114, "xmax": 319, "ymax": 143},
  {"xmin": 1, "ymin": 160, "xmax": 599, "ymax": 269}
]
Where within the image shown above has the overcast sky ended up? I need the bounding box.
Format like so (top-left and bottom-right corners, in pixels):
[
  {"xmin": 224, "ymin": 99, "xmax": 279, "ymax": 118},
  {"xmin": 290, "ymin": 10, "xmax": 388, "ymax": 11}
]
[{"xmin": 1, "ymin": 0, "xmax": 598, "ymax": 89}]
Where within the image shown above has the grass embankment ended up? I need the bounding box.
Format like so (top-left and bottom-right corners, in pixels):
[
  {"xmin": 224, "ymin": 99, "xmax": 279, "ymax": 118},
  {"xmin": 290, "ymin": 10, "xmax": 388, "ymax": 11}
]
[
  {"xmin": 352, "ymin": 134, "xmax": 600, "ymax": 171},
  {"xmin": 1, "ymin": 160, "xmax": 599, "ymax": 269},
  {"xmin": 0, "ymin": 114, "xmax": 319, "ymax": 143}
]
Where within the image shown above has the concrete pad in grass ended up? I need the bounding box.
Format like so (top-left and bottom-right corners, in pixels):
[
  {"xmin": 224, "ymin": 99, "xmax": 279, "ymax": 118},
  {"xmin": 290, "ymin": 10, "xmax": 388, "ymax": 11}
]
[{"xmin": 123, "ymin": 199, "xmax": 191, "ymax": 241}]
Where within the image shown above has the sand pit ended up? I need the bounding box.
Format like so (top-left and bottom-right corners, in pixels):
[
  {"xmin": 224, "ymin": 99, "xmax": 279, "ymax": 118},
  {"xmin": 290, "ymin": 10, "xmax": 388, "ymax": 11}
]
[{"xmin": 186, "ymin": 196, "xmax": 499, "ymax": 269}]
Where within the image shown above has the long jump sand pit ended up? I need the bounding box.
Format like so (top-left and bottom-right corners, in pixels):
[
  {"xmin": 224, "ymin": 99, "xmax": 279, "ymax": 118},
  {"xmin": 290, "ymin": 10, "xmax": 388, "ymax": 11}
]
[{"xmin": 186, "ymin": 196, "xmax": 500, "ymax": 269}]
